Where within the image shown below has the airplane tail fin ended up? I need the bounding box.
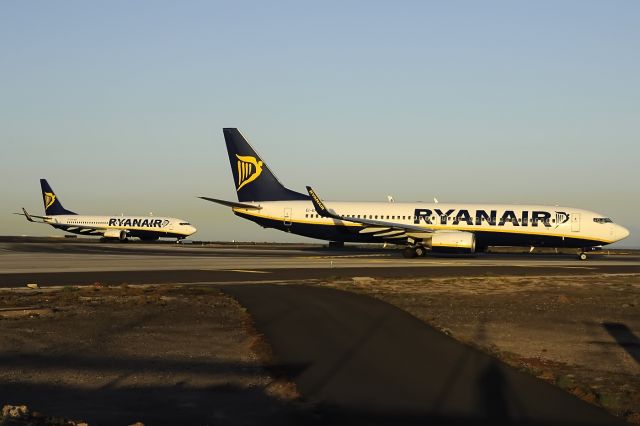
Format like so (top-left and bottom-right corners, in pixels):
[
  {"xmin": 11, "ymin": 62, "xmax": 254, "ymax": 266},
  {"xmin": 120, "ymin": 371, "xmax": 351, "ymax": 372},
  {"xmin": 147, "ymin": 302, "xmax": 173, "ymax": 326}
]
[
  {"xmin": 223, "ymin": 128, "xmax": 308, "ymax": 202},
  {"xmin": 40, "ymin": 179, "xmax": 76, "ymax": 216}
]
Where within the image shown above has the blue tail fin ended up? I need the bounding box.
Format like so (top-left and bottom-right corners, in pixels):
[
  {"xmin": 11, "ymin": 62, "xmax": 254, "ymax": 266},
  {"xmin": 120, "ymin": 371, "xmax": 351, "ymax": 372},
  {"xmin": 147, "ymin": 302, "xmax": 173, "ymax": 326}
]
[
  {"xmin": 40, "ymin": 179, "xmax": 76, "ymax": 216},
  {"xmin": 223, "ymin": 128, "xmax": 308, "ymax": 202}
]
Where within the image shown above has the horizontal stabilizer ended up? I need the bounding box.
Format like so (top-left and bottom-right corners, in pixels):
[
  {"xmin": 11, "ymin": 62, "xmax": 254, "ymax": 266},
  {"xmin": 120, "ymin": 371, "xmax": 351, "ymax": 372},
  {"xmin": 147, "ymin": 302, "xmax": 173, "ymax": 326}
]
[{"xmin": 198, "ymin": 197, "xmax": 262, "ymax": 210}]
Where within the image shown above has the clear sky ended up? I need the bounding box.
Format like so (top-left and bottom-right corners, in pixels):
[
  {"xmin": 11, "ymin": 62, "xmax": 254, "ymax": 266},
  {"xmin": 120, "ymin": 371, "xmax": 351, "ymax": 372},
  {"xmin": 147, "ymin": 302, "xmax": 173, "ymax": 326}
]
[{"xmin": 1, "ymin": 1, "xmax": 638, "ymax": 247}]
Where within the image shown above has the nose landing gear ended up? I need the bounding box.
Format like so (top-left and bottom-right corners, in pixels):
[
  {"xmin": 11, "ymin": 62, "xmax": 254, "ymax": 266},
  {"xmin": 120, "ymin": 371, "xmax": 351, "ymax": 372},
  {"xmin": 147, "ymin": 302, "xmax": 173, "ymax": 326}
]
[{"xmin": 577, "ymin": 246, "xmax": 603, "ymax": 260}]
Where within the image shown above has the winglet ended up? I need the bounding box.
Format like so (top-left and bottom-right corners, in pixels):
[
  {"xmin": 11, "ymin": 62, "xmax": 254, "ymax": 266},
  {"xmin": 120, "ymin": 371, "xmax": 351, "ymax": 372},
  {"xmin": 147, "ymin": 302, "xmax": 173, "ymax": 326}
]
[
  {"xmin": 306, "ymin": 186, "xmax": 338, "ymax": 219},
  {"xmin": 22, "ymin": 208, "xmax": 35, "ymax": 222}
]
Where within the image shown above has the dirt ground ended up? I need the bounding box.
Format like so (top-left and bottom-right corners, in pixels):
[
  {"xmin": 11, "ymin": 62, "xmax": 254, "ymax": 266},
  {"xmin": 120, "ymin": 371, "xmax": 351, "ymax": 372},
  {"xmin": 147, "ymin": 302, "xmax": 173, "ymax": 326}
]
[
  {"xmin": 324, "ymin": 273, "xmax": 640, "ymax": 423},
  {"xmin": 0, "ymin": 285, "xmax": 300, "ymax": 425}
]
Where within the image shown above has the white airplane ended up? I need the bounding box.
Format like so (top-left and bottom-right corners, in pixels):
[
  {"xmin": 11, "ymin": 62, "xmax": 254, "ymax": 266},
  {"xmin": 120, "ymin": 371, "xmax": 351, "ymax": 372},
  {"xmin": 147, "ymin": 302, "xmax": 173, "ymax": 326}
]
[
  {"xmin": 17, "ymin": 179, "xmax": 197, "ymax": 242},
  {"xmin": 201, "ymin": 128, "xmax": 630, "ymax": 260}
]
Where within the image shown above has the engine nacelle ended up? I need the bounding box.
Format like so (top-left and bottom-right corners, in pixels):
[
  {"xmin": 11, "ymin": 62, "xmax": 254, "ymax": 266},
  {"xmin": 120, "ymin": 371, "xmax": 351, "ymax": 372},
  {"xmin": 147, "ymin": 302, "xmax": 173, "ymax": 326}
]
[
  {"xmin": 103, "ymin": 229, "xmax": 128, "ymax": 241},
  {"xmin": 429, "ymin": 231, "xmax": 476, "ymax": 253}
]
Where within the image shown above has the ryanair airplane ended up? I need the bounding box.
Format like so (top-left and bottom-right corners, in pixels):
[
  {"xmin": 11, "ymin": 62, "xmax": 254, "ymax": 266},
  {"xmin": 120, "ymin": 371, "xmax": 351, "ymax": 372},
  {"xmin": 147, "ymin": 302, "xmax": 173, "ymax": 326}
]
[
  {"xmin": 201, "ymin": 128, "xmax": 630, "ymax": 259},
  {"xmin": 17, "ymin": 179, "xmax": 197, "ymax": 241}
]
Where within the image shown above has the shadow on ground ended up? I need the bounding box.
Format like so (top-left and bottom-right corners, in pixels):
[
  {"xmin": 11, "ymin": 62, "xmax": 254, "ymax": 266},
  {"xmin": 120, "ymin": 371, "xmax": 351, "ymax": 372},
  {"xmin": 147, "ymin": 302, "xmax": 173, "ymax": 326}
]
[
  {"xmin": 0, "ymin": 353, "xmax": 307, "ymax": 425},
  {"xmin": 0, "ymin": 344, "xmax": 624, "ymax": 425},
  {"xmin": 602, "ymin": 322, "xmax": 640, "ymax": 365}
]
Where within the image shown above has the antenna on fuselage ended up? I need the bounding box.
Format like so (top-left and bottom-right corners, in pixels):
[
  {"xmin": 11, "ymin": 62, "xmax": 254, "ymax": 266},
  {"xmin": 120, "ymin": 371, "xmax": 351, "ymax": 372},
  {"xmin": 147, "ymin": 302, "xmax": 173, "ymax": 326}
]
[
  {"xmin": 387, "ymin": 195, "xmax": 395, "ymax": 203},
  {"xmin": 434, "ymin": 197, "xmax": 439, "ymax": 203}
]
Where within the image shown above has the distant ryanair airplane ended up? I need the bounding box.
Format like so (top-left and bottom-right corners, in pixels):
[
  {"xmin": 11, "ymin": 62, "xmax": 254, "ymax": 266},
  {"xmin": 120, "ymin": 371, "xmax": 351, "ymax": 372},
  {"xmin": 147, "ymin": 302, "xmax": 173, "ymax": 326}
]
[
  {"xmin": 201, "ymin": 128, "xmax": 630, "ymax": 260},
  {"xmin": 17, "ymin": 179, "xmax": 197, "ymax": 241}
]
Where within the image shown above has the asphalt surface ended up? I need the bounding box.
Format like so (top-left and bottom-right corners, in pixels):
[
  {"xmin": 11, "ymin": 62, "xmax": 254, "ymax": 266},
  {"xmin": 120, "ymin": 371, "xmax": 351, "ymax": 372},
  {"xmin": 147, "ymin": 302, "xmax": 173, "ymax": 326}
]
[
  {"xmin": 2, "ymin": 263, "xmax": 640, "ymax": 288},
  {"xmin": 1, "ymin": 241, "xmax": 639, "ymax": 287},
  {"xmin": 223, "ymin": 284, "xmax": 625, "ymax": 426}
]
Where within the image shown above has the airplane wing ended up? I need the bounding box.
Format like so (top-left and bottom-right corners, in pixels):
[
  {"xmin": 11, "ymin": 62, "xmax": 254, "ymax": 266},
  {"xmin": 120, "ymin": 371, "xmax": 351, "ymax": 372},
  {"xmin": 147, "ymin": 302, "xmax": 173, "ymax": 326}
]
[
  {"xmin": 198, "ymin": 197, "xmax": 263, "ymax": 210},
  {"xmin": 305, "ymin": 186, "xmax": 435, "ymax": 240},
  {"xmin": 13, "ymin": 208, "xmax": 51, "ymax": 223}
]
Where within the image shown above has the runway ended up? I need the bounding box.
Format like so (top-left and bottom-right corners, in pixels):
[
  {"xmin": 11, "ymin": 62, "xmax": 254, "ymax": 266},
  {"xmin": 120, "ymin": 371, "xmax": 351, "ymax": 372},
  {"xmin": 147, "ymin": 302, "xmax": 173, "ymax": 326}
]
[{"xmin": 0, "ymin": 241, "xmax": 638, "ymax": 287}]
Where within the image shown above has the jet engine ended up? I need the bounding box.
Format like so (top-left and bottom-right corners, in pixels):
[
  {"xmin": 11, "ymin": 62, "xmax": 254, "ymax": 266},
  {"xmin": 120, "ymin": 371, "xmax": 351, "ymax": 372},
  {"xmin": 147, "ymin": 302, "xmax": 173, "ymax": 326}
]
[
  {"xmin": 103, "ymin": 229, "xmax": 128, "ymax": 241},
  {"xmin": 429, "ymin": 231, "xmax": 476, "ymax": 253}
]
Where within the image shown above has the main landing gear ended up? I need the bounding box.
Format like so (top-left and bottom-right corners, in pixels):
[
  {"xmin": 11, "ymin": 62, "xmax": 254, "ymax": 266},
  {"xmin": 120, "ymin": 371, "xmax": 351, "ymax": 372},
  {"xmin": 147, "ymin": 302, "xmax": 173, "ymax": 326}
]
[{"xmin": 402, "ymin": 246, "xmax": 426, "ymax": 258}]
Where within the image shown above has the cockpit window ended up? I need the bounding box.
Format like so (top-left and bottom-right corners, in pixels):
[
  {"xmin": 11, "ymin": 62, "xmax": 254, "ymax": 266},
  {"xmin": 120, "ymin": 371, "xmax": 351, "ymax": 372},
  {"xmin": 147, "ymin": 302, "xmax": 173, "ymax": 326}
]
[
  {"xmin": 179, "ymin": 222, "xmax": 191, "ymax": 225},
  {"xmin": 593, "ymin": 218, "xmax": 613, "ymax": 224}
]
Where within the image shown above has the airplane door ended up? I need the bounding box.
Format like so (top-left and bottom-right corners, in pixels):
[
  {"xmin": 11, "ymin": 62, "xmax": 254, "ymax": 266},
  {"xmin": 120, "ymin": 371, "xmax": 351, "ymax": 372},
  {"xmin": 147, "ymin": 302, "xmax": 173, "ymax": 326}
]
[
  {"xmin": 284, "ymin": 208, "xmax": 292, "ymax": 227},
  {"xmin": 571, "ymin": 213, "xmax": 580, "ymax": 232}
]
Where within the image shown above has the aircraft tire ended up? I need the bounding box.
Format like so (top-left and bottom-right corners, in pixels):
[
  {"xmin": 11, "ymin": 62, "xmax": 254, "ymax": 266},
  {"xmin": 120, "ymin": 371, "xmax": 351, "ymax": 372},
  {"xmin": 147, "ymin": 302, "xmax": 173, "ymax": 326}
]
[
  {"xmin": 578, "ymin": 252, "xmax": 588, "ymax": 261},
  {"xmin": 402, "ymin": 247, "xmax": 416, "ymax": 259}
]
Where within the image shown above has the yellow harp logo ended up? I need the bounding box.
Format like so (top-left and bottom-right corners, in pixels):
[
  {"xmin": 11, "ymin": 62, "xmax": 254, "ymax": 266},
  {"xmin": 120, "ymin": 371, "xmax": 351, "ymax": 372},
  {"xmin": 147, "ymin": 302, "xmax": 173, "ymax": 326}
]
[
  {"xmin": 236, "ymin": 154, "xmax": 263, "ymax": 191},
  {"xmin": 44, "ymin": 192, "xmax": 56, "ymax": 209}
]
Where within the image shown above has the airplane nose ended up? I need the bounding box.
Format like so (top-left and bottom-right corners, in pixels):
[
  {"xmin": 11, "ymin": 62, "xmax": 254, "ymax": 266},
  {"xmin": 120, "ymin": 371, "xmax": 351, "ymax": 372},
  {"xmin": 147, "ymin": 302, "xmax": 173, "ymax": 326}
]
[
  {"xmin": 188, "ymin": 226, "xmax": 197, "ymax": 235},
  {"xmin": 617, "ymin": 225, "xmax": 630, "ymax": 241}
]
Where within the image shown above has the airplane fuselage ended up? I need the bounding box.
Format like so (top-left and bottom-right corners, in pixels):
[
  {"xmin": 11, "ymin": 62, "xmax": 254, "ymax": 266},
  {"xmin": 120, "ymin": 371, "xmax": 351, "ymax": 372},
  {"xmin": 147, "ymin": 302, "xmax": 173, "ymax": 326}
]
[
  {"xmin": 232, "ymin": 201, "xmax": 628, "ymax": 249},
  {"xmin": 45, "ymin": 215, "xmax": 196, "ymax": 240}
]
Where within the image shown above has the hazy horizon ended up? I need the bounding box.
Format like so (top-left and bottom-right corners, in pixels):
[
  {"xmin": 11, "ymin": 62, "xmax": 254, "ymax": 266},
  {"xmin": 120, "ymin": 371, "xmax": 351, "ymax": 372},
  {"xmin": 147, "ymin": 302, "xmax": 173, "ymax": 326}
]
[{"xmin": 2, "ymin": 1, "xmax": 638, "ymax": 248}]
